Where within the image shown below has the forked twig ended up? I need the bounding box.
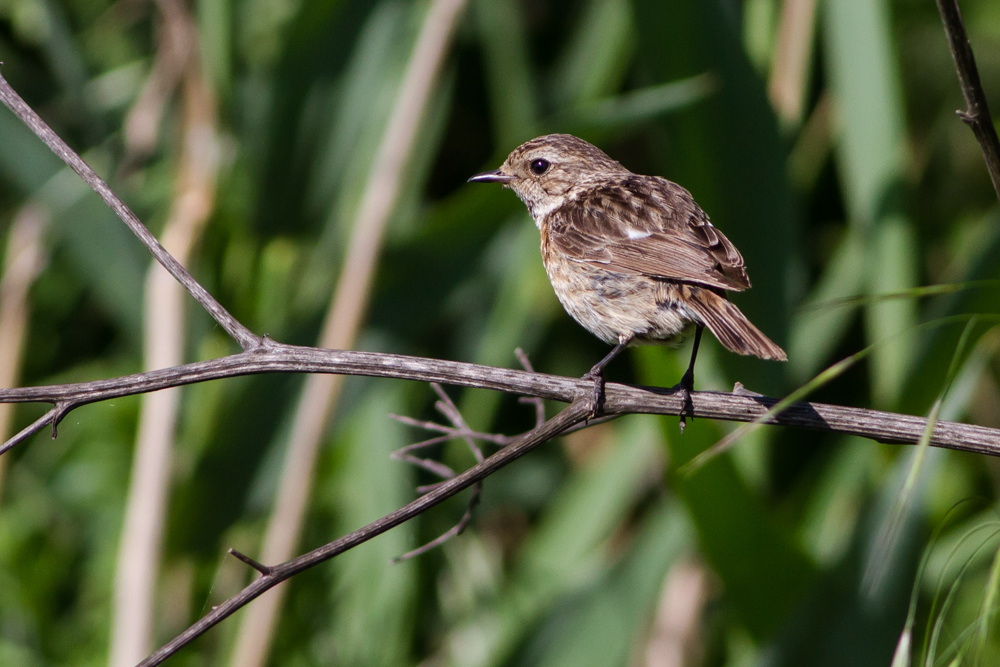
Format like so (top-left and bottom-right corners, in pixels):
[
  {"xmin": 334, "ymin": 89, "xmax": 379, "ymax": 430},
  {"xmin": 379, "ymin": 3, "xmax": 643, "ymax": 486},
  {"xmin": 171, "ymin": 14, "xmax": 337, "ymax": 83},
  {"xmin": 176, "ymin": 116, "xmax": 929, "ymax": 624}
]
[
  {"xmin": 390, "ymin": 383, "xmax": 486, "ymax": 562},
  {"xmin": 0, "ymin": 72, "xmax": 259, "ymax": 351},
  {"xmin": 390, "ymin": 351, "xmax": 550, "ymax": 561},
  {"xmin": 228, "ymin": 548, "xmax": 271, "ymax": 576}
]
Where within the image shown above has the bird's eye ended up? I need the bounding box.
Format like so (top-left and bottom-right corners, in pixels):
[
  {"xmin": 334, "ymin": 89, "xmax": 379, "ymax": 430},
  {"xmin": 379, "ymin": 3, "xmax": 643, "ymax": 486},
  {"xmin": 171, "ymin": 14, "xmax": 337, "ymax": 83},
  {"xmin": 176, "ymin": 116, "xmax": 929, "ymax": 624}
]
[{"xmin": 530, "ymin": 159, "xmax": 550, "ymax": 175}]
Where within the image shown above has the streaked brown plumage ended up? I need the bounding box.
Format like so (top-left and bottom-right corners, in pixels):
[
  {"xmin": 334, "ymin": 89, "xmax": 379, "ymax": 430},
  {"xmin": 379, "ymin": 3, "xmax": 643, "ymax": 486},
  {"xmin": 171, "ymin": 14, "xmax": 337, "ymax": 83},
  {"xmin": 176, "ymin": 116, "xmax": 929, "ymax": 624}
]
[{"xmin": 469, "ymin": 133, "xmax": 785, "ymax": 413}]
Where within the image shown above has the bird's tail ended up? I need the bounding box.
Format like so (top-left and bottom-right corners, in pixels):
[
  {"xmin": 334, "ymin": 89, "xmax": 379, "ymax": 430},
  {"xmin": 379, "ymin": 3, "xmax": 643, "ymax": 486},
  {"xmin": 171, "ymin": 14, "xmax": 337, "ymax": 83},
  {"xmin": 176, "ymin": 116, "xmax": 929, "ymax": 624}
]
[{"xmin": 685, "ymin": 286, "xmax": 787, "ymax": 361}]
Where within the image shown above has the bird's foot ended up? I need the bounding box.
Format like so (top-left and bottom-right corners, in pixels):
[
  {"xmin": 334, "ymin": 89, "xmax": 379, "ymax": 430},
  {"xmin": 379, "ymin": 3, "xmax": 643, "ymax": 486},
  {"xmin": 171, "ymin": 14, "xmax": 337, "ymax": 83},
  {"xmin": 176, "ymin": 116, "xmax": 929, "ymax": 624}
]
[
  {"xmin": 580, "ymin": 369, "xmax": 606, "ymax": 420},
  {"xmin": 672, "ymin": 368, "xmax": 695, "ymax": 434}
]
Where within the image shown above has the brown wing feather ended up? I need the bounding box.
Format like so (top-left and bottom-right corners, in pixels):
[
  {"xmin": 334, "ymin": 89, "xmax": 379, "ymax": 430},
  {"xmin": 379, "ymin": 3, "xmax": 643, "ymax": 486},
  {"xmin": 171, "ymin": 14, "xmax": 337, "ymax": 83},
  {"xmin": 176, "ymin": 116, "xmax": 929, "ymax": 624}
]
[{"xmin": 547, "ymin": 175, "xmax": 751, "ymax": 291}]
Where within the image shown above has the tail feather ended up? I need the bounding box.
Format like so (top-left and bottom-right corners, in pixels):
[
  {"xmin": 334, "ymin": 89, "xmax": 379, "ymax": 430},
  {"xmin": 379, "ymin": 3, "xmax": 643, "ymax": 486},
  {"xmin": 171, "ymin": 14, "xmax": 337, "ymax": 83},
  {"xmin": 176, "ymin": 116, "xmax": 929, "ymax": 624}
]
[{"xmin": 684, "ymin": 286, "xmax": 787, "ymax": 361}]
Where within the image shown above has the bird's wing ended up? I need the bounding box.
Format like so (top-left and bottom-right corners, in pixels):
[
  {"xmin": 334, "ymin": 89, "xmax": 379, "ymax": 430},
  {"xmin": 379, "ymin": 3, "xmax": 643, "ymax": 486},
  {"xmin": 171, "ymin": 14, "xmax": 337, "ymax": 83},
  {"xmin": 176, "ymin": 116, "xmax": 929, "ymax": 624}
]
[{"xmin": 547, "ymin": 176, "xmax": 751, "ymax": 291}]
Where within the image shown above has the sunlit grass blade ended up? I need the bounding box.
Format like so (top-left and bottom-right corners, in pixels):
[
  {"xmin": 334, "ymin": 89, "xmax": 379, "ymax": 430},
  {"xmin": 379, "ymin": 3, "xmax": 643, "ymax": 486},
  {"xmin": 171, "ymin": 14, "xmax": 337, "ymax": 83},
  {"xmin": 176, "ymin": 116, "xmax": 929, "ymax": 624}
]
[
  {"xmin": 550, "ymin": 0, "xmax": 635, "ymax": 107},
  {"xmin": 890, "ymin": 500, "xmax": 982, "ymax": 667},
  {"xmin": 788, "ymin": 228, "xmax": 867, "ymax": 382},
  {"xmin": 474, "ymin": 0, "xmax": 539, "ymax": 145},
  {"xmin": 973, "ymin": 538, "xmax": 1000, "ymax": 663},
  {"xmin": 926, "ymin": 528, "xmax": 1000, "ymax": 667},
  {"xmin": 920, "ymin": 518, "xmax": 1000, "ymax": 664},
  {"xmin": 891, "ymin": 627, "xmax": 912, "ymax": 667},
  {"xmin": 567, "ymin": 74, "xmax": 719, "ymax": 128},
  {"xmin": 801, "ymin": 281, "xmax": 1000, "ymax": 312},
  {"xmin": 863, "ymin": 318, "xmax": 978, "ymax": 597},
  {"xmin": 680, "ymin": 351, "xmax": 862, "ymax": 475}
]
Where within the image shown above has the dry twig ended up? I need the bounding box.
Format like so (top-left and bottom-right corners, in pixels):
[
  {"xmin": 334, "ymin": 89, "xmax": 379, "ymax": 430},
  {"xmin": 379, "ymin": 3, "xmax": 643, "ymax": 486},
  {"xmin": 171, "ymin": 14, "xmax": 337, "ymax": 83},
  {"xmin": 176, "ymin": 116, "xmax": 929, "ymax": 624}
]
[
  {"xmin": 389, "ymin": 362, "xmax": 547, "ymax": 562},
  {"xmin": 935, "ymin": 0, "xmax": 1000, "ymax": 202}
]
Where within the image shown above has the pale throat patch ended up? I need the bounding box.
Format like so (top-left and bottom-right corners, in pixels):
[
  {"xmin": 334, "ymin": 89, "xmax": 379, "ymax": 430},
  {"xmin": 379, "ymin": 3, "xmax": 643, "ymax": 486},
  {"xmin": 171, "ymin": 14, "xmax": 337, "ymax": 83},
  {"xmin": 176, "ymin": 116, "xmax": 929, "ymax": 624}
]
[{"xmin": 527, "ymin": 197, "xmax": 562, "ymax": 227}]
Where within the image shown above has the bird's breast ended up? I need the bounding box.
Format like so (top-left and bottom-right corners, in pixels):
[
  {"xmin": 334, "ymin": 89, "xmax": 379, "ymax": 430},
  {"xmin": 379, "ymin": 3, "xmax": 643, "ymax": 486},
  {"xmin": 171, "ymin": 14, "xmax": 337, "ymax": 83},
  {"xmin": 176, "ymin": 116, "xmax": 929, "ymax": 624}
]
[{"xmin": 537, "ymin": 228, "xmax": 694, "ymax": 345}]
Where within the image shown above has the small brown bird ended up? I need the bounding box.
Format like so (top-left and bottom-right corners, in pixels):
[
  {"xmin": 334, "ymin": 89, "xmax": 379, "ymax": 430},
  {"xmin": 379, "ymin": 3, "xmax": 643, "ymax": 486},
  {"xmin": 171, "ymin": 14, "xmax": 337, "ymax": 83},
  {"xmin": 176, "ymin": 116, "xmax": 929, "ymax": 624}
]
[{"xmin": 469, "ymin": 134, "xmax": 785, "ymax": 414}]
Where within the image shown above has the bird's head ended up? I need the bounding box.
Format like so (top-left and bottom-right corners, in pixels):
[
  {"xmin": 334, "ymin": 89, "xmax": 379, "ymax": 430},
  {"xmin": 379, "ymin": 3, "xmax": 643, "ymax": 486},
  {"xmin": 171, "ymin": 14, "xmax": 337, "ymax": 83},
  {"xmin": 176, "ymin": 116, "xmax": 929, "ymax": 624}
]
[{"xmin": 468, "ymin": 134, "xmax": 628, "ymax": 223}]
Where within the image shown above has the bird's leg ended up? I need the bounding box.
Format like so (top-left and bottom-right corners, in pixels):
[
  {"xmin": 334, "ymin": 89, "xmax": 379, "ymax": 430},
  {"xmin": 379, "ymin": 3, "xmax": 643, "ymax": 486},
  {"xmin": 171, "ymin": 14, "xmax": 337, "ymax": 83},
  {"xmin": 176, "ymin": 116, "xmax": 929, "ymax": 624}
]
[
  {"xmin": 675, "ymin": 325, "xmax": 703, "ymax": 432},
  {"xmin": 582, "ymin": 335, "xmax": 632, "ymax": 418}
]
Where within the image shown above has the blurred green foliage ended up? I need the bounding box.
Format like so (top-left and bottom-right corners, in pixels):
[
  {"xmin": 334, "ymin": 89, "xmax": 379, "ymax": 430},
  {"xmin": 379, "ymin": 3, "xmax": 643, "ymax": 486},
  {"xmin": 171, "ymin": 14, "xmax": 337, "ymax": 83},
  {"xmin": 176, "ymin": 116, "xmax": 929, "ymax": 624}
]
[{"xmin": 0, "ymin": 0, "xmax": 999, "ymax": 665}]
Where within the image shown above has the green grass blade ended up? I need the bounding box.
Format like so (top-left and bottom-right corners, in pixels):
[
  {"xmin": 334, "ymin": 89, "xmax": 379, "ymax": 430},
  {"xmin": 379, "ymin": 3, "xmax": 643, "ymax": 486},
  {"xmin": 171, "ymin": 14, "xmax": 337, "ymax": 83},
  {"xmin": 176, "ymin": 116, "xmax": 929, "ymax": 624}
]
[
  {"xmin": 566, "ymin": 74, "xmax": 719, "ymax": 129},
  {"xmin": 890, "ymin": 501, "xmax": 980, "ymax": 667},
  {"xmin": 473, "ymin": 0, "xmax": 539, "ymax": 146},
  {"xmin": 863, "ymin": 318, "xmax": 978, "ymax": 596},
  {"xmin": 801, "ymin": 281, "xmax": 1000, "ymax": 312},
  {"xmin": 788, "ymin": 227, "xmax": 867, "ymax": 382},
  {"xmin": 974, "ymin": 539, "xmax": 1000, "ymax": 663},
  {"xmin": 823, "ymin": 0, "xmax": 917, "ymax": 408},
  {"xmin": 926, "ymin": 528, "xmax": 1000, "ymax": 667}
]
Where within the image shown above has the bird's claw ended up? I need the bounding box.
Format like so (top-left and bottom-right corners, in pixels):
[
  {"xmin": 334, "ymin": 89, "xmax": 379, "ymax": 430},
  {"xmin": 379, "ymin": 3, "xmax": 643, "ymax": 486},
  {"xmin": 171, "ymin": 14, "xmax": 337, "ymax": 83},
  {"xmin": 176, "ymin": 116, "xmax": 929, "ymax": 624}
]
[
  {"xmin": 581, "ymin": 369, "xmax": 605, "ymax": 420},
  {"xmin": 673, "ymin": 369, "xmax": 695, "ymax": 433}
]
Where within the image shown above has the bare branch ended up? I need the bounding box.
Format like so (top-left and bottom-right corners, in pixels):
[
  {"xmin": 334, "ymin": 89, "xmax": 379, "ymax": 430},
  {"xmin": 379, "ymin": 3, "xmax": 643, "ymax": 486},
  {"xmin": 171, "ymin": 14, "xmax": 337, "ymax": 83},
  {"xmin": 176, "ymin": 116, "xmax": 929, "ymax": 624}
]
[
  {"xmin": 390, "ymin": 496, "xmax": 478, "ymax": 563},
  {"xmin": 0, "ymin": 344, "xmax": 996, "ymax": 457},
  {"xmin": 138, "ymin": 400, "xmax": 591, "ymax": 667},
  {"xmin": 389, "ymin": 434, "xmax": 460, "ymax": 480},
  {"xmin": 935, "ymin": 0, "xmax": 1000, "ymax": 203},
  {"xmin": 0, "ymin": 72, "xmax": 259, "ymax": 351},
  {"xmin": 388, "ymin": 413, "xmax": 511, "ymax": 447}
]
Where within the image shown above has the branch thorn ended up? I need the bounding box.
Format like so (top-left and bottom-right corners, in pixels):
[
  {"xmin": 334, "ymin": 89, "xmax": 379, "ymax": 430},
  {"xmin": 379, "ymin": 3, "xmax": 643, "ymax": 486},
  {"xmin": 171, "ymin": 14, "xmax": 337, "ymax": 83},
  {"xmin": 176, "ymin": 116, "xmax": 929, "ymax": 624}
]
[{"xmin": 228, "ymin": 548, "xmax": 271, "ymax": 576}]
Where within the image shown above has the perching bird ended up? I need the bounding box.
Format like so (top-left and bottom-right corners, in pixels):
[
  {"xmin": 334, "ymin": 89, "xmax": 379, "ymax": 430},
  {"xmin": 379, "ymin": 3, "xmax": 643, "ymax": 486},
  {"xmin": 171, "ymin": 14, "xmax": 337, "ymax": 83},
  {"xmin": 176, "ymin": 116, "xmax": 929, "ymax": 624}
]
[{"xmin": 469, "ymin": 133, "xmax": 785, "ymax": 415}]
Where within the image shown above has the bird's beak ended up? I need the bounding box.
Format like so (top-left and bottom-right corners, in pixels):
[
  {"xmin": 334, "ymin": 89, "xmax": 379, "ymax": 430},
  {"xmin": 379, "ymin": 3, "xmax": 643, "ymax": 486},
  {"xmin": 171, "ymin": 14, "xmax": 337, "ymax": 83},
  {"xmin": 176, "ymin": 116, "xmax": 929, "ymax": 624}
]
[{"xmin": 468, "ymin": 168, "xmax": 515, "ymax": 184}]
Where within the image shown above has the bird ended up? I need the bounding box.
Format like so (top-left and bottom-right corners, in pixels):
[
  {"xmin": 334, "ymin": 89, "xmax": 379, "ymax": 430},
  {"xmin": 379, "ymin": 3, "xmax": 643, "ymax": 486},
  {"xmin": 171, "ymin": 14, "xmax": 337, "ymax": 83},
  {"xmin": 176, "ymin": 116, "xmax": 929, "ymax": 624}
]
[{"xmin": 468, "ymin": 133, "xmax": 786, "ymax": 417}]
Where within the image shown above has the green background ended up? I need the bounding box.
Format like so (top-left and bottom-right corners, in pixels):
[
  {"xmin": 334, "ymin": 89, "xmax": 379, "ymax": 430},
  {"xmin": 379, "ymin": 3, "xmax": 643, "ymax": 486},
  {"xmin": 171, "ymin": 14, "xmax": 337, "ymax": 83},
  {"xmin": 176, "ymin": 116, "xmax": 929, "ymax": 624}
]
[{"xmin": 0, "ymin": 0, "xmax": 999, "ymax": 664}]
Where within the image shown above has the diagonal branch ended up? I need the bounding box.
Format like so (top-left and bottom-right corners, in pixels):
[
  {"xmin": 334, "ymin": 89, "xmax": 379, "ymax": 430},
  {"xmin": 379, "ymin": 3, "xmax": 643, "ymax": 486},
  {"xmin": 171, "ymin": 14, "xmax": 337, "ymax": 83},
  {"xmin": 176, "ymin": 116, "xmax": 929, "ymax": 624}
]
[
  {"xmin": 935, "ymin": 0, "xmax": 1000, "ymax": 203},
  {"xmin": 0, "ymin": 344, "xmax": 997, "ymax": 458},
  {"xmin": 0, "ymin": 406, "xmax": 61, "ymax": 456},
  {"xmin": 137, "ymin": 399, "xmax": 592, "ymax": 667},
  {"xmin": 0, "ymin": 72, "xmax": 260, "ymax": 351}
]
